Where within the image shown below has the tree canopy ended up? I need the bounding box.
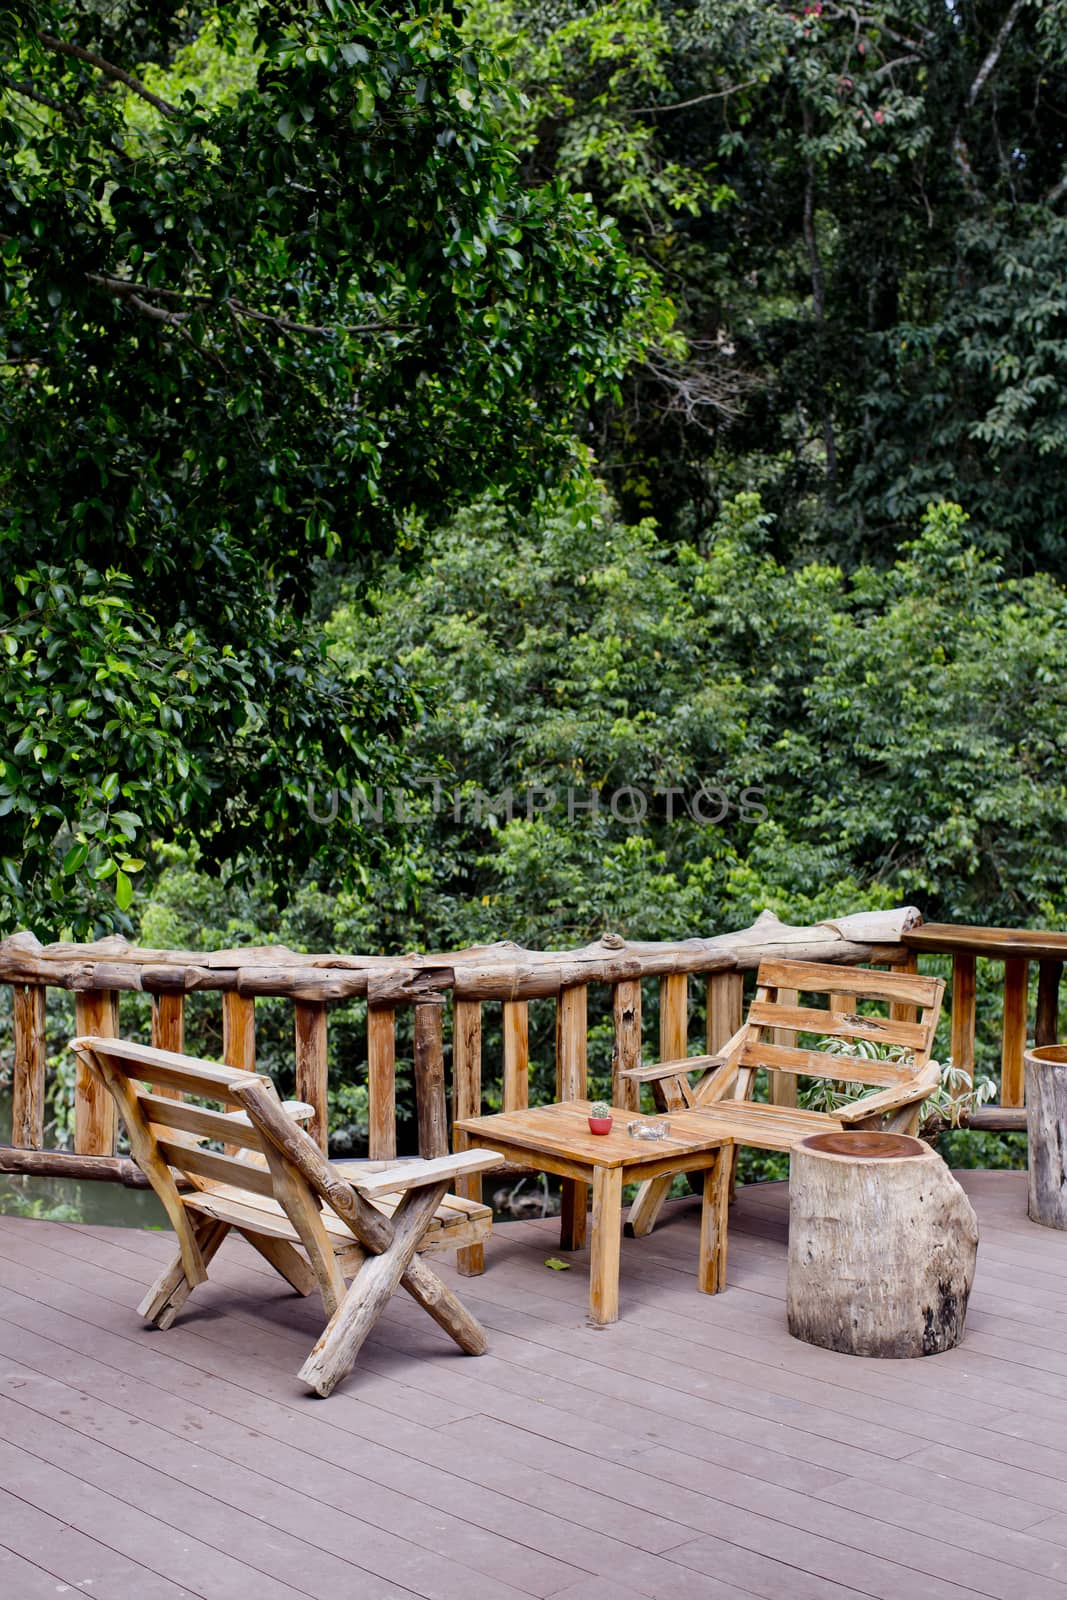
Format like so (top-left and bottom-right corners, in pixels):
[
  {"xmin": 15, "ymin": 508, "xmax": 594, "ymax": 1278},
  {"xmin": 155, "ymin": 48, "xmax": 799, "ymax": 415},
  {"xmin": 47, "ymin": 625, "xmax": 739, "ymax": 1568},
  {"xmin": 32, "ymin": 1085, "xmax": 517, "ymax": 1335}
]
[
  {"xmin": 0, "ymin": 0, "xmax": 652, "ymax": 933},
  {"xmin": 467, "ymin": 0, "xmax": 1067, "ymax": 568}
]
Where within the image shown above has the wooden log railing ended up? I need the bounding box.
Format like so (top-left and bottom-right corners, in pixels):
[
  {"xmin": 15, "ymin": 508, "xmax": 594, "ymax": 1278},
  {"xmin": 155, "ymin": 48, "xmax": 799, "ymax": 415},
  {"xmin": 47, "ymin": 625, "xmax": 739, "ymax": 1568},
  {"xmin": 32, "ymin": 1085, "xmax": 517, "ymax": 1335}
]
[
  {"xmin": 903, "ymin": 923, "xmax": 1067, "ymax": 1121},
  {"xmin": 1, "ymin": 907, "xmax": 921, "ymax": 1200}
]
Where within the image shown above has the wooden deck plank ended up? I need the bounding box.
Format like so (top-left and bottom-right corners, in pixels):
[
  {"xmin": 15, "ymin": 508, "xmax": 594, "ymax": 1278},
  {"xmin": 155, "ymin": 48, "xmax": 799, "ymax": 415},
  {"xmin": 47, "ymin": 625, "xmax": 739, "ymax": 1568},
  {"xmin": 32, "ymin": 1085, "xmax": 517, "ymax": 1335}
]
[
  {"xmin": 0, "ymin": 1489, "xmax": 197, "ymax": 1599},
  {"xmin": 0, "ymin": 1439, "xmax": 314, "ymax": 1600},
  {"xmin": 0, "ymin": 1360, "xmax": 565, "ymax": 1600},
  {"xmin": 1, "ymin": 1172, "xmax": 1064, "ymax": 1600}
]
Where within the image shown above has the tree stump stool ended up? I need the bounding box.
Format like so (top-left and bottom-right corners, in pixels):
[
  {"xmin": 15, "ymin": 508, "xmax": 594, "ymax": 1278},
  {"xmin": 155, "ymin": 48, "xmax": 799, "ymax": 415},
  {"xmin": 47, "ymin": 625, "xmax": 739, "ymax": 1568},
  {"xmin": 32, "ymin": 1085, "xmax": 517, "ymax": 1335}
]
[
  {"xmin": 787, "ymin": 1130, "xmax": 978, "ymax": 1357},
  {"xmin": 1025, "ymin": 1046, "xmax": 1067, "ymax": 1229}
]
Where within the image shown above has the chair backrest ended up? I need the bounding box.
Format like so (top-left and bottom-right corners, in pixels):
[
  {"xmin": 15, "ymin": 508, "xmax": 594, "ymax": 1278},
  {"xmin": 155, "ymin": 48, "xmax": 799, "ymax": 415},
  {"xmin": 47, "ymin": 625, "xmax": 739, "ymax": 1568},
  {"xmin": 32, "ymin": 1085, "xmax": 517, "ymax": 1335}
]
[
  {"xmin": 740, "ymin": 959, "xmax": 944, "ymax": 1092},
  {"xmin": 69, "ymin": 1035, "xmax": 289, "ymax": 1203}
]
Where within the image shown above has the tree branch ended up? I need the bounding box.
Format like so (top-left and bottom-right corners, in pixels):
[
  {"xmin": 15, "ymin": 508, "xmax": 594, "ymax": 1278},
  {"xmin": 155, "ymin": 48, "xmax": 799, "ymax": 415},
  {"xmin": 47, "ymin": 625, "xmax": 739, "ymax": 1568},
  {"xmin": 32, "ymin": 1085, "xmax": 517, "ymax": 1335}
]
[
  {"xmin": 965, "ymin": 0, "xmax": 1027, "ymax": 112},
  {"xmin": 1, "ymin": 74, "xmax": 83, "ymax": 122},
  {"xmin": 127, "ymin": 293, "xmax": 190, "ymax": 325},
  {"xmin": 951, "ymin": 0, "xmax": 1027, "ymax": 194},
  {"xmin": 627, "ymin": 80, "xmax": 758, "ymax": 117},
  {"xmin": 1047, "ymin": 171, "xmax": 1067, "ymax": 208},
  {"xmin": 36, "ymin": 31, "xmax": 179, "ymax": 118},
  {"xmin": 88, "ymin": 274, "xmax": 408, "ymax": 336},
  {"xmin": 822, "ymin": 7, "xmax": 931, "ymax": 55}
]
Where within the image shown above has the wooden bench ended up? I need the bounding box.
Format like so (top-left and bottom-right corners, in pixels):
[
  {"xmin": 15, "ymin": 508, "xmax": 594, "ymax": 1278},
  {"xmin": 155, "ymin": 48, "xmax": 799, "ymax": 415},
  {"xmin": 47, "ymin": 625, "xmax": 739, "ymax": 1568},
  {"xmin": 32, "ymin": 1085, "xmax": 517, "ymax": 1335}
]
[
  {"xmin": 623, "ymin": 958, "xmax": 944, "ymax": 1237},
  {"xmin": 70, "ymin": 1036, "xmax": 498, "ymax": 1394}
]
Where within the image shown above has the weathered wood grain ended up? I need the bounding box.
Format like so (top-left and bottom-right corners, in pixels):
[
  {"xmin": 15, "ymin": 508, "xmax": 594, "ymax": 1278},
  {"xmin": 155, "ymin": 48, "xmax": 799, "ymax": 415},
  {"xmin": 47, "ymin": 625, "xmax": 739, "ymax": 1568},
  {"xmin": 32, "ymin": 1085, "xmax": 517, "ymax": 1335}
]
[
  {"xmin": 787, "ymin": 1132, "xmax": 978, "ymax": 1357},
  {"xmin": 294, "ymin": 1000, "xmax": 329, "ymax": 1151},
  {"xmin": 611, "ymin": 979, "xmax": 641, "ymax": 1112},
  {"xmin": 367, "ymin": 1005, "xmax": 397, "ymax": 1160},
  {"xmin": 73, "ymin": 991, "xmax": 118, "ymax": 1155},
  {"xmin": 1001, "ymin": 957, "xmax": 1030, "ymax": 1107},
  {"xmin": 11, "ymin": 984, "xmax": 46, "ymax": 1149},
  {"xmin": 414, "ymin": 1000, "xmax": 448, "ymax": 1160},
  {"xmin": 1025, "ymin": 1046, "xmax": 1067, "ymax": 1229},
  {"xmin": 451, "ymin": 997, "xmax": 484, "ymax": 1278}
]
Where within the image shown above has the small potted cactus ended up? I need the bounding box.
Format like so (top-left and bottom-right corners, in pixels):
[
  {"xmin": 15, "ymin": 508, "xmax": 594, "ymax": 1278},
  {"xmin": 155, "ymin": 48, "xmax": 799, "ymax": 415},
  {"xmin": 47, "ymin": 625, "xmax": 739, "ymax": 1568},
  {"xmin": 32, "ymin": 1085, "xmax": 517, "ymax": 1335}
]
[{"xmin": 587, "ymin": 1100, "xmax": 613, "ymax": 1135}]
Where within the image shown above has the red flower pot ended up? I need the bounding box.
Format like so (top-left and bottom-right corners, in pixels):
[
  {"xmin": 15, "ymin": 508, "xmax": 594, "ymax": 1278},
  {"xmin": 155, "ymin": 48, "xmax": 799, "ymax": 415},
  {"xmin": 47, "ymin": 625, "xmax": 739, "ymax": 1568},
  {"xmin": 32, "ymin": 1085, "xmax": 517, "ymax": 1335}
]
[{"xmin": 588, "ymin": 1116, "xmax": 613, "ymax": 1135}]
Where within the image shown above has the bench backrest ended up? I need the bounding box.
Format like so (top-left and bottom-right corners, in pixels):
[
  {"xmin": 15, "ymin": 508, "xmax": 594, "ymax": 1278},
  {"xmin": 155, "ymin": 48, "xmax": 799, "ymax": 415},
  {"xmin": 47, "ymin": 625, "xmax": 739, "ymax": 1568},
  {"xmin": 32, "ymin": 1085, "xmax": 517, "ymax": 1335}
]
[{"xmin": 740, "ymin": 959, "xmax": 944, "ymax": 1091}]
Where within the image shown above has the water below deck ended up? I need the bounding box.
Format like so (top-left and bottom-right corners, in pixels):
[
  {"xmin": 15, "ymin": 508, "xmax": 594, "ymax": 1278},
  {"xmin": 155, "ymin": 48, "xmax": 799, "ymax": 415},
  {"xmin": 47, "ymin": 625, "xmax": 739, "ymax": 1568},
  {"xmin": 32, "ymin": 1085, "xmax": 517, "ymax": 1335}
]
[{"xmin": 1, "ymin": 1171, "xmax": 1066, "ymax": 1600}]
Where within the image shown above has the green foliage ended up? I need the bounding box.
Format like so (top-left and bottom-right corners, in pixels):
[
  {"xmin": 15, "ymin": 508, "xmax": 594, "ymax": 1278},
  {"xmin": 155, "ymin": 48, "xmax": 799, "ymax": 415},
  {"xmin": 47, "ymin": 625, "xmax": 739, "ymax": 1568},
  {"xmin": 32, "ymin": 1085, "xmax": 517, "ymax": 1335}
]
[
  {"xmin": 323, "ymin": 489, "xmax": 1067, "ymax": 945},
  {"xmin": 467, "ymin": 0, "xmax": 1067, "ymax": 565},
  {"xmin": 0, "ymin": 1, "xmax": 655, "ymax": 934}
]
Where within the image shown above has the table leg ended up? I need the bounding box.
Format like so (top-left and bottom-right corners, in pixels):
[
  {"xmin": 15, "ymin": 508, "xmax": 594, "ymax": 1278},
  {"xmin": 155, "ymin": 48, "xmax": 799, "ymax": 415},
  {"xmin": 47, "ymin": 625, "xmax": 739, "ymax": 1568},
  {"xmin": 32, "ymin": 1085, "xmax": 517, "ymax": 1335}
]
[
  {"xmin": 698, "ymin": 1148, "xmax": 730, "ymax": 1295},
  {"xmin": 560, "ymin": 1178, "xmax": 588, "ymax": 1251},
  {"xmin": 452, "ymin": 1127, "xmax": 485, "ymax": 1277},
  {"xmin": 589, "ymin": 1166, "xmax": 622, "ymax": 1325}
]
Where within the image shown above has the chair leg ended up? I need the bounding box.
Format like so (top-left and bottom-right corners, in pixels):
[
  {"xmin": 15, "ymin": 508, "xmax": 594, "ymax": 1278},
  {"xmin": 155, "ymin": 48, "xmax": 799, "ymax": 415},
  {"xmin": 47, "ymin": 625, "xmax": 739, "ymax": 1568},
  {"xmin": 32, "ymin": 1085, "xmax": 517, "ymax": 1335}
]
[
  {"xmin": 139, "ymin": 1217, "xmax": 230, "ymax": 1329},
  {"xmin": 299, "ymin": 1182, "xmax": 454, "ymax": 1397},
  {"xmin": 698, "ymin": 1149, "xmax": 730, "ymax": 1294},
  {"xmin": 625, "ymin": 1173, "xmax": 673, "ymax": 1237},
  {"xmin": 401, "ymin": 1254, "xmax": 488, "ymax": 1356},
  {"xmin": 883, "ymin": 1103, "xmax": 923, "ymax": 1136},
  {"xmin": 237, "ymin": 1230, "xmax": 318, "ymax": 1297}
]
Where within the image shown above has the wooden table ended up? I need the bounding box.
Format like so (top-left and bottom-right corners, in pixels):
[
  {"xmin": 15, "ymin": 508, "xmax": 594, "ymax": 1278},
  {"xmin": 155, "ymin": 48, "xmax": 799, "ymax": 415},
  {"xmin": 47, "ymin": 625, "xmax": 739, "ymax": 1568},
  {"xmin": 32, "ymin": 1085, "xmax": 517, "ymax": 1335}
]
[{"xmin": 453, "ymin": 1100, "xmax": 733, "ymax": 1325}]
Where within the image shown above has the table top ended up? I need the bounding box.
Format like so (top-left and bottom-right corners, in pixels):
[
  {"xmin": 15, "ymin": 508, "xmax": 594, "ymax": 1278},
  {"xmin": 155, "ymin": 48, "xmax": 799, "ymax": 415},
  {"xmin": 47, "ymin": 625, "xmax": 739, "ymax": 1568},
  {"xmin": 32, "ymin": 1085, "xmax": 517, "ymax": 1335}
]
[{"xmin": 454, "ymin": 1099, "xmax": 730, "ymax": 1169}]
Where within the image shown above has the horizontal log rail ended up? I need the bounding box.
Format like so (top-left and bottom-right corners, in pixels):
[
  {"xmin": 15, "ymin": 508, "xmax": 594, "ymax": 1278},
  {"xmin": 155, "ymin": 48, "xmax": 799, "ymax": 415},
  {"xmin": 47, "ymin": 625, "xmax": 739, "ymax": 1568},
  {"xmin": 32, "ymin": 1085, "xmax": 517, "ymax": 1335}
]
[
  {"xmin": 903, "ymin": 923, "xmax": 1064, "ymax": 1118},
  {"xmin": 2, "ymin": 908, "xmax": 921, "ymax": 1199}
]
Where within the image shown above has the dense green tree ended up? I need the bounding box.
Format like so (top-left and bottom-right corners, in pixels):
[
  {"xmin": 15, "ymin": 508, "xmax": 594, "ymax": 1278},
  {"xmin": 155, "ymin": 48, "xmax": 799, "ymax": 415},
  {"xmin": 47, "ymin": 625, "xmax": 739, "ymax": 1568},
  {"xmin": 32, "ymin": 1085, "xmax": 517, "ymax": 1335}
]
[
  {"xmin": 0, "ymin": 1, "xmax": 654, "ymax": 934},
  {"xmin": 468, "ymin": 1, "xmax": 1067, "ymax": 566},
  {"xmin": 322, "ymin": 491, "xmax": 1067, "ymax": 944}
]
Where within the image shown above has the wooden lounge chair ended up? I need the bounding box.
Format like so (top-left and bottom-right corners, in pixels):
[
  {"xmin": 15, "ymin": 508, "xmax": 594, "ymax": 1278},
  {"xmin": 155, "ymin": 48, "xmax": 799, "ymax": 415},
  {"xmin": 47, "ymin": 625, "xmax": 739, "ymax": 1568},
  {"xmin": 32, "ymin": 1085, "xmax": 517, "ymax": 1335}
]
[
  {"xmin": 69, "ymin": 1036, "xmax": 499, "ymax": 1395},
  {"xmin": 622, "ymin": 959, "xmax": 944, "ymax": 1238}
]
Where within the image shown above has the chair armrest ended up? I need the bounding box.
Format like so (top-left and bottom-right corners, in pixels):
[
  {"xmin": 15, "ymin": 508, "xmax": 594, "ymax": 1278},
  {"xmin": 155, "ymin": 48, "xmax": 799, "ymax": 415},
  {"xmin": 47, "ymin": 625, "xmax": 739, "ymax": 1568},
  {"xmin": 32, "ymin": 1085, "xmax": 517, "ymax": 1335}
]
[
  {"xmin": 350, "ymin": 1149, "xmax": 500, "ymax": 1200},
  {"xmin": 222, "ymin": 1100, "xmax": 315, "ymax": 1128},
  {"xmin": 620, "ymin": 1053, "xmax": 722, "ymax": 1084},
  {"xmin": 836, "ymin": 1061, "xmax": 941, "ymax": 1125}
]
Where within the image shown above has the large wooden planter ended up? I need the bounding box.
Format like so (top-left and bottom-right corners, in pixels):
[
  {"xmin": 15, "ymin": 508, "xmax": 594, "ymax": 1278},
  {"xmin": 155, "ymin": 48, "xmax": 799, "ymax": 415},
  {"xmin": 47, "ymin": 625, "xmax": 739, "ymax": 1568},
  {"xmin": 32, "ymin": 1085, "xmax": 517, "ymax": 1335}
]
[
  {"xmin": 1025, "ymin": 1045, "xmax": 1067, "ymax": 1230},
  {"xmin": 787, "ymin": 1130, "xmax": 978, "ymax": 1357}
]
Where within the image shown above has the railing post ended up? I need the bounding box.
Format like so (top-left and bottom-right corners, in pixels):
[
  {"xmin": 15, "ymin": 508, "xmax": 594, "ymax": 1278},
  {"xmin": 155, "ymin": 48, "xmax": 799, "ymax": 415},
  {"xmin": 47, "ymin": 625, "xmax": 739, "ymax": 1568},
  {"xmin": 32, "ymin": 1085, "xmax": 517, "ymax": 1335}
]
[
  {"xmin": 612, "ymin": 979, "xmax": 641, "ymax": 1112},
  {"xmin": 556, "ymin": 983, "xmax": 588, "ymax": 1250},
  {"xmin": 294, "ymin": 1000, "xmax": 329, "ymax": 1152},
  {"xmin": 414, "ymin": 999, "xmax": 448, "ymax": 1158},
  {"xmin": 367, "ymin": 1005, "xmax": 396, "ymax": 1160},
  {"xmin": 1036, "ymin": 960, "xmax": 1061, "ymax": 1047},
  {"xmin": 74, "ymin": 989, "xmax": 118, "ymax": 1154},
  {"xmin": 151, "ymin": 993, "xmax": 184, "ymax": 1101},
  {"xmin": 1002, "ymin": 957, "xmax": 1029, "ymax": 1107},
  {"xmin": 950, "ymin": 953, "xmax": 977, "ymax": 1088},
  {"xmin": 221, "ymin": 991, "xmax": 256, "ymax": 1152},
  {"xmin": 222, "ymin": 992, "xmax": 255, "ymax": 1073},
  {"xmin": 12, "ymin": 984, "xmax": 46, "ymax": 1150},
  {"xmin": 452, "ymin": 997, "xmax": 484, "ymax": 1277},
  {"xmin": 502, "ymin": 999, "xmax": 529, "ymax": 1111},
  {"xmin": 706, "ymin": 971, "xmax": 742, "ymax": 1055},
  {"xmin": 656, "ymin": 973, "xmax": 690, "ymax": 1113},
  {"xmin": 770, "ymin": 987, "xmax": 799, "ymax": 1107},
  {"xmin": 659, "ymin": 972, "xmax": 687, "ymax": 1061},
  {"xmin": 890, "ymin": 948, "xmax": 920, "ymax": 1025}
]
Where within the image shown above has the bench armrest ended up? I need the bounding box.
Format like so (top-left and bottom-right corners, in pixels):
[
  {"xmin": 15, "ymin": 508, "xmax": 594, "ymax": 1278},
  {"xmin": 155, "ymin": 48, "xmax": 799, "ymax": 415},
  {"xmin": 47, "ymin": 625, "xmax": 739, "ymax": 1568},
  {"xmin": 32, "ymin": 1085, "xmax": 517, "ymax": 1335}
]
[
  {"xmin": 351, "ymin": 1149, "xmax": 500, "ymax": 1200},
  {"xmin": 620, "ymin": 1053, "xmax": 722, "ymax": 1084},
  {"xmin": 836, "ymin": 1060, "xmax": 941, "ymax": 1124},
  {"xmin": 619, "ymin": 1024, "xmax": 749, "ymax": 1086}
]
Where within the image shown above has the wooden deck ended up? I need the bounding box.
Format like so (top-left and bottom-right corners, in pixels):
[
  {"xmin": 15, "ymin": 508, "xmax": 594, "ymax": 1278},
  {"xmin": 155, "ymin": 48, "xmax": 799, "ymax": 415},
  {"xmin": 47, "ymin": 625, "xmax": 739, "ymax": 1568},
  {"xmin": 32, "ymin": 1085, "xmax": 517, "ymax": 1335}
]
[{"xmin": 2, "ymin": 1171, "xmax": 1067, "ymax": 1599}]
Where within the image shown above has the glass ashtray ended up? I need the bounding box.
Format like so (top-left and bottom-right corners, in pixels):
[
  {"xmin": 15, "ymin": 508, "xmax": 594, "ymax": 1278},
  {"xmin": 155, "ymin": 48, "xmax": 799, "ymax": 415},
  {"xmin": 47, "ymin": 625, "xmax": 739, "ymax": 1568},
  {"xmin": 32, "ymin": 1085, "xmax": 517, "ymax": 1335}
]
[{"xmin": 627, "ymin": 1117, "xmax": 670, "ymax": 1141}]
